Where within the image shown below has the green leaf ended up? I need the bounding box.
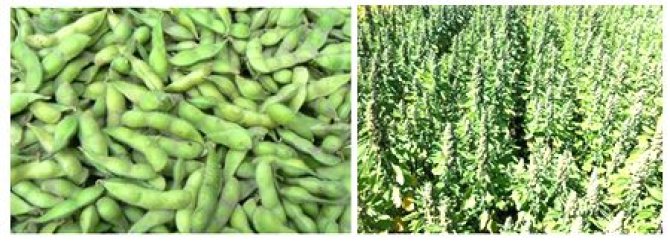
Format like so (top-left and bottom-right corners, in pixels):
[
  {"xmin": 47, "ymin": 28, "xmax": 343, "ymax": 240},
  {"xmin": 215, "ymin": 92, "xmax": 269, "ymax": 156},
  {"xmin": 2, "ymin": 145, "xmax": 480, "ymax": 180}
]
[{"xmin": 646, "ymin": 185, "xmax": 662, "ymax": 202}]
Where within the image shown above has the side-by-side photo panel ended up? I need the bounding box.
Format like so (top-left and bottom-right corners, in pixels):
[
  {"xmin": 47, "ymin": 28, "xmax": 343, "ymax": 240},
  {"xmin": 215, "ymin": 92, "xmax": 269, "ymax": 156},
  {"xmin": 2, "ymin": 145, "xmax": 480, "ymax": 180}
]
[
  {"xmin": 357, "ymin": 5, "xmax": 662, "ymax": 234},
  {"xmin": 10, "ymin": 7, "xmax": 352, "ymax": 233}
]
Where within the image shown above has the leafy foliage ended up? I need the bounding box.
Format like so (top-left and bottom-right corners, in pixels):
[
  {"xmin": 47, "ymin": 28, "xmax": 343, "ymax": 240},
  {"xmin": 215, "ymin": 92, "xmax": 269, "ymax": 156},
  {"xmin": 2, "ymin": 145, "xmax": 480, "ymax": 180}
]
[{"xmin": 358, "ymin": 5, "xmax": 662, "ymax": 234}]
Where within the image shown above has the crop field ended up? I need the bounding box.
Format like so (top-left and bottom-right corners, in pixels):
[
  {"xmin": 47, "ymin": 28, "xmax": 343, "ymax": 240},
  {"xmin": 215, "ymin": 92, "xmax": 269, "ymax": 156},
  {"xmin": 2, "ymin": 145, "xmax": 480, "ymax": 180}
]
[{"xmin": 358, "ymin": 6, "xmax": 662, "ymax": 233}]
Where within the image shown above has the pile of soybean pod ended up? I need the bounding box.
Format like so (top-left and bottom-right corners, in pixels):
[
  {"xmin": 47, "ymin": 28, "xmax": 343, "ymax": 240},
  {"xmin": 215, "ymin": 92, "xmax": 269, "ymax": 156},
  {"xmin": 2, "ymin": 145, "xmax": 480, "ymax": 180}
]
[{"xmin": 10, "ymin": 8, "xmax": 351, "ymax": 233}]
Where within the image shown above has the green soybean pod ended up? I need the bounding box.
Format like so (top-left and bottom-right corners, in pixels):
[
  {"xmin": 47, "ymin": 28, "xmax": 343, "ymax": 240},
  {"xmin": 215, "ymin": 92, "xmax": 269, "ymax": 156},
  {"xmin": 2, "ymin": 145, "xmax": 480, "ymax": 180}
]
[
  {"xmin": 54, "ymin": 149, "xmax": 88, "ymax": 185},
  {"xmin": 287, "ymin": 177, "xmax": 348, "ymax": 199},
  {"xmin": 207, "ymin": 129, "xmax": 253, "ymax": 151},
  {"xmin": 96, "ymin": 196, "xmax": 129, "ymax": 230},
  {"xmin": 106, "ymin": 83, "xmax": 126, "ymax": 126},
  {"xmin": 175, "ymin": 168, "xmax": 204, "ymax": 233},
  {"xmin": 316, "ymin": 205, "xmax": 344, "ymax": 233},
  {"xmin": 78, "ymin": 110, "xmax": 108, "ymax": 156},
  {"xmin": 309, "ymin": 98, "xmax": 338, "ymax": 119},
  {"xmin": 26, "ymin": 123, "xmax": 55, "ymax": 153},
  {"xmin": 38, "ymin": 80, "xmax": 56, "ymax": 97},
  {"xmin": 273, "ymin": 69, "xmax": 293, "ymax": 84},
  {"xmin": 116, "ymin": 82, "xmax": 174, "ymax": 112},
  {"xmin": 223, "ymin": 150, "xmax": 247, "ymax": 181},
  {"xmin": 252, "ymin": 207, "xmax": 296, "ymax": 233},
  {"xmin": 39, "ymin": 220, "xmax": 66, "ymax": 234},
  {"xmin": 110, "ymin": 56, "xmax": 131, "ymax": 74},
  {"xmin": 93, "ymin": 45, "xmax": 120, "ymax": 66},
  {"xmin": 80, "ymin": 205, "xmax": 100, "ymax": 233},
  {"xmin": 339, "ymin": 205, "xmax": 351, "ymax": 232},
  {"xmin": 148, "ymin": 225, "xmax": 170, "ymax": 233},
  {"xmin": 212, "ymin": 46, "xmax": 241, "ymax": 75},
  {"xmin": 129, "ymin": 210, "xmax": 174, "ymax": 233},
  {"xmin": 80, "ymin": 148, "xmax": 158, "ymax": 180},
  {"xmin": 277, "ymin": 8, "xmax": 304, "ymax": 27},
  {"xmin": 279, "ymin": 186, "xmax": 344, "ymax": 205},
  {"xmin": 11, "ymin": 193, "xmax": 37, "ymax": 216},
  {"xmin": 242, "ymin": 197, "xmax": 258, "ymax": 218},
  {"xmin": 127, "ymin": 55, "xmax": 164, "ymax": 91},
  {"xmin": 42, "ymin": 34, "xmax": 92, "ymax": 78},
  {"xmin": 29, "ymin": 101, "xmax": 69, "ymax": 124},
  {"xmin": 38, "ymin": 178, "xmax": 82, "ymax": 198},
  {"xmin": 275, "ymin": 26, "xmax": 306, "ymax": 56},
  {"xmin": 12, "ymin": 181, "xmax": 63, "ymax": 209},
  {"xmin": 185, "ymin": 8, "xmax": 228, "ymax": 35},
  {"xmin": 295, "ymin": 26, "xmax": 330, "ymax": 54},
  {"xmin": 263, "ymin": 8, "xmax": 281, "ymax": 28},
  {"xmin": 197, "ymin": 81, "xmax": 227, "ymax": 102},
  {"xmin": 279, "ymin": 158, "xmax": 314, "ymax": 176},
  {"xmin": 260, "ymin": 28, "xmax": 290, "ymax": 46},
  {"xmin": 55, "ymin": 221, "xmax": 81, "ymax": 233},
  {"xmin": 320, "ymin": 135, "xmax": 344, "ymax": 154},
  {"xmin": 305, "ymin": 74, "xmax": 350, "ymax": 101},
  {"xmin": 234, "ymin": 11, "xmax": 251, "ymax": 23},
  {"xmin": 172, "ymin": 9, "xmax": 199, "ymax": 38},
  {"xmin": 102, "ymin": 179, "xmax": 191, "ymax": 210},
  {"xmin": 283, "ymin": 199, "xmax": 318, "ymax": 233},
  {"xmin": 234, "ymin": 160, "xmax": 255, "ymax": 179},
  {"xmin": 259, "ymin": 83, "xmax": 299, "ymax": 112},
  {"xmin": 165, "ymin": 64, "xmax": 212, "ymax": 92},
  {"xmin": 256, "ymin": 160, "xmax": 280, "ymax": 209},
  {"xmin": 233, "ymin": 97, "xmax": 259, "ymax": 111},
  {"xmin": 337, "ymin": 92, "xmax": 350, "ymax": 121},
  {"xmin": 315, "ymin": 43, "xmax": 350, "ymax": 72},
  {"xmin": 15, "ymin": 8, "xmax": 34, "ymax": 40},
  {"xmin": 301, "ymin": 202, "xmax": 320, "ymax": 219},
  {"xmin": 230, "ymin": 23, "xmax": 250, "ymax": 38},
  {"xmin": 266, "ymin": 103, "xmax": 297, "ymax": 125},
  {"xmin": 11, "ymin": 39, "xmax": 43, "ymax": 92},
  {"xmin": 198, "ymin": 27, "xmax": 215, "ymax": 45},
  {"xmin": 208, "ymin": 75, "xmax": 239, "ymax": 99},
  {"xmin": 108, "ymin": 12, "xmax": 133, "ymax": 43},
  {"xmin": 250, "ymin": 9, "xmax": 269, "ymax": 30},
  {"xmin": 52, "ymin": 113, "xmax": 78, "ymax": 152},
  {"xmin": 215, "ymin": 8, "xmax": 233, "ymax": 28},
  {"xmin": 258, "ymin": 75, "xmax": 279, "ymax": 93},
  {"xmin": 55, "ymin": 81, "xmax": 79, "ymax": 107},
  {"xmin": 315, "ymin": 161, "xmax": 350, "ymax": 181},
  {"xmin": 123, "ymin": 205, "xmax": 146, "ymax": 223},
  {"xmin": 164, "ymin": 19, "xmax": 196, "ymax": 41},
  {"xmin": 10, "ymin": 122, "xmax": 23, "ymax": 148},
  {"xmin": 279, "ymin": 129, "xmax": 341, "ymax": 166},
  {"xmin": 11, "ymin": 93, "xmax": 49, "ymax": 115},
  {"xmin": 131, "ymin": 25, "xmax": 151, "ymax": 46},
  {"xmin": 214, "ymin": 102, "xmax": 275, "ymax": 128},
  {"xmin": 229, "ymin": 205, "xmax": 253, "ymax": 233},
  {"xmin": 235, "ymin": 75, "xmax": 268, "ymax": 100},
  {"xmin": 177, "ymin": 102, "xmax": 251, "ymax": 132},
  {"xmin": 55, "ymin": 53, "xmax": 94, "ymax": 84},
  {"xmin": 245, "ymin": 38, "xmax": 269, "ymax": 73},
  {"xmin": 52, "ymin": 9, "xmax": 108, "ymax": 42},
  {"xmin": 31, "ymin": 185, "xmax": 105, "ymax": 223},
  {"xmin": 11, "ymin": 160, "xmax": 65, "ymax": 185},
  {"xmin": 166, "ymin": 40, "xmax": 193, "ymax": 51},
  {"xmin": 190, "ymin": 145, "xmax": 223, "ymax": 232},
  {"xmin": 205, "ymin": 177, "xmax": 241, "ymax": 232},
  {"xmin": 121, "ymin": 110, "xmax": 204, "ymax": 143},
  {"xmin": 153, "ymin": 135, "xmax": 204, "ymax": 160},
  {"xmin": 253, "ymin": 143, "xmax": 298, "ymax": 159},
  {"xmin": 169, "ymin": 43, "xmax": 225, "ymax": 67},
  {"xmin": 105, "ymin": 126, "xmax": 168, "ymax": 172},
  {"xmin": 149, "ymin": 18, "xmax": 169, "ymax": 81},
  {"xmin": 289, "ymin": 66, "xmax": 309, "ymax": 112}
]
